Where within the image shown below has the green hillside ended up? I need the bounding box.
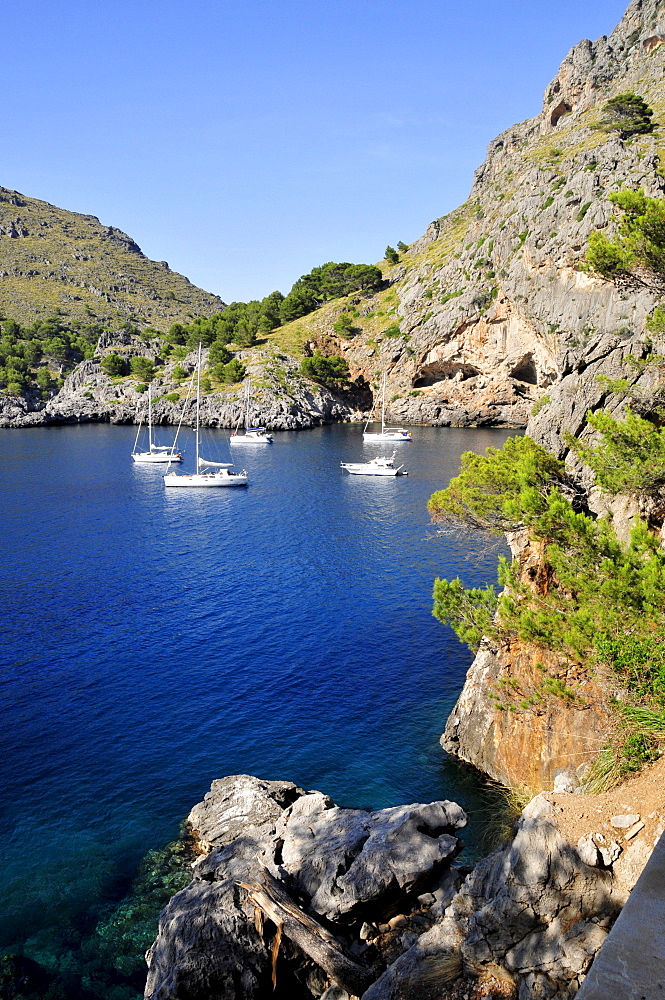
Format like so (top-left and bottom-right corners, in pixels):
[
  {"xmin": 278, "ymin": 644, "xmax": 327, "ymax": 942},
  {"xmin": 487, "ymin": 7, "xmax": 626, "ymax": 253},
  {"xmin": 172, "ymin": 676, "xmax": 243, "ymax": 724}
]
[{"xmin": 0, "ymin": 186, "xmax": 224, "ymax": 329}]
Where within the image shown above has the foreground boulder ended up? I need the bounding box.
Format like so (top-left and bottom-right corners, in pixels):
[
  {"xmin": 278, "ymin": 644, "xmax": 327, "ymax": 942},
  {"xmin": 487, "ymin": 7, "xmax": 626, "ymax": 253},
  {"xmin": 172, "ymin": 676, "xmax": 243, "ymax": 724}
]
[
  {"xmin": 146, "ymin": 779, "xmax": 637, "ymax": 1000},
  {"xmin": 144, "ymin": 775, "xmax": 466, "ymax": 1000}
]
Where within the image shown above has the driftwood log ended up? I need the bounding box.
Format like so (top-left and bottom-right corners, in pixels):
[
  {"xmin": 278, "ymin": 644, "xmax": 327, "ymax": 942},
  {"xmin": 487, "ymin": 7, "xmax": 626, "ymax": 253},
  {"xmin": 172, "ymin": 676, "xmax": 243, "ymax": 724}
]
[{"xmin": 237, "ymin": 868, "xmax": 377, "ymax": 997}]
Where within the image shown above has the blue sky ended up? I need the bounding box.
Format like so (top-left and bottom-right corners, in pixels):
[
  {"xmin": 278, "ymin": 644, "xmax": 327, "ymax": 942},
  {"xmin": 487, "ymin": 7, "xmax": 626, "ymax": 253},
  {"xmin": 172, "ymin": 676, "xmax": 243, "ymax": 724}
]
[{"xmin": 3, "ymin": 0, "xmax": 628, "ymax": 303}]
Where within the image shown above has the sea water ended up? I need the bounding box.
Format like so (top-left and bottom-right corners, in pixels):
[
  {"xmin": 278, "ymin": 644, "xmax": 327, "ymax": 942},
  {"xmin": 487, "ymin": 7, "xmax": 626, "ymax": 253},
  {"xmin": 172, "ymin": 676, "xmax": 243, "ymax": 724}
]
[{"xmin": 0, "ymin": 422, "xmax": 512, "ymax": 996}]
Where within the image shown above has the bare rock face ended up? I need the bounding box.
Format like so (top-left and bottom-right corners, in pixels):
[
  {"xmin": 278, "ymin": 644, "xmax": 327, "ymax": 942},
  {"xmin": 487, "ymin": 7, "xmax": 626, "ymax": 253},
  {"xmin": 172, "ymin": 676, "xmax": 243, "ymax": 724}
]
[
  {"xmin": 264, "ymin": 792, "xmax": 466, "ymax": 922},
  {"xmin": 187, "ymin": 774, "xmax": 305, "ymax": 850},
  {"xmin": 362, "ymin": 796, "xmax": 628, "ymax": 1000},
  {"xmin": 440, "ymin": 641, "xmax": 615, "ymax": 794},
  {"xmin": 144, "ymin": 776, "xmax": 467, "ymax": 1000}
]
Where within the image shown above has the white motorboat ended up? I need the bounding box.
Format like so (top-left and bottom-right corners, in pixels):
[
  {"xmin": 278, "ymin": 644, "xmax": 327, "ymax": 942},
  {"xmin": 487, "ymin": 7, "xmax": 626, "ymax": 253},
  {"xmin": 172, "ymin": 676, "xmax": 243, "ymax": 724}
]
[
  {"xmin": 230, "ymin": 380, "xmax": 273, "ymax": 445},
  {"xmin": 132, "ymin": 383, "xmax": 182, "ymax": 463},
  {"xmin": 164, "ymin": 345, "xmax": 248, "ymax": 489},
  {"xmin": 363, "ymin": 372, "xmax": 412, "ymax": 442},
  {"xmin": 340, "ymin": 453, "xmax": 407, "ymax": 477}
]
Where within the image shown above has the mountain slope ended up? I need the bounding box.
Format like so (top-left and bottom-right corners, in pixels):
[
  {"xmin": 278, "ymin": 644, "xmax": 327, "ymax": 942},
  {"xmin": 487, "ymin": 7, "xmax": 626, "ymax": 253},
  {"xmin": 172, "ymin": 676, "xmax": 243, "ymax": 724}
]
[
  {"xmin": 0, "ymin": 186, "xmax": 224, "ymax": 328},
  {"xmin": 268, "ymin": 0, "xmax": 665, "ymax": 430}
]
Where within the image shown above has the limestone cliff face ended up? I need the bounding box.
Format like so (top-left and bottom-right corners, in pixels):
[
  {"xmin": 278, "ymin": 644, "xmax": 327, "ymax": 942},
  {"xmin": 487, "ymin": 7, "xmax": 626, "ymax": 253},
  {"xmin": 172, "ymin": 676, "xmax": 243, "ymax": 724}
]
[
  {"xmin": 323, "ymin": 0, "xmax": 665, "ymax": 430},
  {"xmin": 418, "ymin": 0, "xmax": 665, "ymax": 793},
  {"xmin": 441, "ymin": 644, "xmax": 614, "ymax": 795}
]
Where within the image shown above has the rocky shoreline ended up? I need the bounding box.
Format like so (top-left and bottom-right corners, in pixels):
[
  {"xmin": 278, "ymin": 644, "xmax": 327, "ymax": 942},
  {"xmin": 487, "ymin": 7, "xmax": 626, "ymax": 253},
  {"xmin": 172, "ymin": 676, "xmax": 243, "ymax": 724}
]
[{"xmin": 142, "ymin": 773, "xmax": 652, "ymax": 1000}]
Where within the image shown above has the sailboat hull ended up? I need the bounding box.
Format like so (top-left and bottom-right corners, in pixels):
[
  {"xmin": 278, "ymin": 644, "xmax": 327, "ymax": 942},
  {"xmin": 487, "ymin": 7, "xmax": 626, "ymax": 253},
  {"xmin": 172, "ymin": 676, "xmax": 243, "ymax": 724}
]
[
  {"xmin": 229, "ymin": 436, "xmax": 272, "ymax": 445},
  {"xmin": 164, "ymin": 472, "xmax": 247, "ymax": 488},
  {"xmin": 362, "ymin": 432, "xmax": 412, "ymax": 442},
  {"xmin": 133, "ymin": 452, "xmax": 182, "ymax": 463}
]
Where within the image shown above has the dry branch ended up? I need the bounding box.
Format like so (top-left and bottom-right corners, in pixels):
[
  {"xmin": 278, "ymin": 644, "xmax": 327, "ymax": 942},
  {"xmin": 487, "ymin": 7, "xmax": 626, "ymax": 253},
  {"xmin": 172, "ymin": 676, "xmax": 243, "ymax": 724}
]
[{"xmin": 237, "ymin": 868, "xmax": 376, "ymax": 996}]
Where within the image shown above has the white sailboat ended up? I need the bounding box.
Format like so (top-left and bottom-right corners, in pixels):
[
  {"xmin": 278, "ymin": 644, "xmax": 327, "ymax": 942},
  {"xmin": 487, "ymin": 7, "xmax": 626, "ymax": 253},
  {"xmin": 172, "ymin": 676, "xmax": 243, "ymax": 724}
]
[
  {"xmin": 363, "ymin": 373, "xmax": 412, "ymax": 442},
  {"xmin": 340, "ymin": 452, "xmax": 407, "ymax": 477},
  {"xmin": 132, "ymin": 383, "xmax": 182, "ymax": 463},
  {"xmin": 230, "ymin": 380, "xmax": 273, "ymax": 445},
  {"xmin": 164, "ymin": 345, "xmax": 248, "ymax": 489}
]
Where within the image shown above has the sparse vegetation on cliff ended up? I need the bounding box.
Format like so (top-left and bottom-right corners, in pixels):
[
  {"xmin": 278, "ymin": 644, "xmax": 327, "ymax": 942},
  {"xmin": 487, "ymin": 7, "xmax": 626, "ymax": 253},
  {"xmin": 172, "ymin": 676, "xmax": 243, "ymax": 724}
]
[
  {"xmin": 585, "ymin": 188, "xmax": 665, "ymax": 281},
  {"xmin": 430, "ymin": 426, "xmax": 665, "ymax": 780},
  {"xmin": 300, "ymin": 351, "xmax": 350, "ymax": 385},
  {"xmin": 0, "ymin": 314, "xmax": 97, "ymax": 394},
  {"xmin": 596, "ymin": 92, "xmax": 656, "ymax": 140}
]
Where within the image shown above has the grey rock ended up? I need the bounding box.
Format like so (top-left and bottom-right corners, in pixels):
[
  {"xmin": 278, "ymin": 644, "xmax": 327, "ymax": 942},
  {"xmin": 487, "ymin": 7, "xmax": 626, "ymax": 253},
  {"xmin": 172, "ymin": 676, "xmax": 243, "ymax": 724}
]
[
  {"xmin": 553, "ymin": 771, "xmax": 579, "ymax": 794},
  {"xmin": 187, "ymin": 773, "xmax": 305, "ymax": 849},
  {"xmin": 610, "ymin": 813, "xmax": 640, "ymax": 829},
  {"xmin": 320, "ymin": 988, "xmax": 350, "ymax": 1000},
  {"xmin": 577, "ymin": 833, "xmax": 602, "ymax": 868},
  {"xmin": 592, "ymin": 833, "xmax": 622, "ymax": 867},
  {"xmin": 146, "ymin": 777, "xmax": 467, "ymax": 1000},
  {"xmin": 266, "ymin": 793, "xmax": 466, "ymax": 921}
]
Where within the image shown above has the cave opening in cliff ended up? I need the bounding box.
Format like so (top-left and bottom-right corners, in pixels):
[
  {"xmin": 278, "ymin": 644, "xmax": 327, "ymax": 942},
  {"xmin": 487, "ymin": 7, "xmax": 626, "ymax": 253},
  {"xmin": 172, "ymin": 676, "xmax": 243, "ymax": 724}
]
[
  {"xmin": 550, "ymin": 101, "xmax": 572, "ymax": 127},
  {"xmin": 414, "ymin": 361, "xmax": 480, "ymax": 388},
  {"xmin": 509, "ymin": 354, "xmax": 538, "ymax": 385}
]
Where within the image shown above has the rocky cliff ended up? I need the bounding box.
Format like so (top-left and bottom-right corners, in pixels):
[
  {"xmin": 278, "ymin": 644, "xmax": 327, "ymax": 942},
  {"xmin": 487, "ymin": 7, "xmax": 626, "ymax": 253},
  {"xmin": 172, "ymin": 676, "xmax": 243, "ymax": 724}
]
[
  {"xmin": 398, "ymin": 0, "xmax": 665, "ymax": 793},
  {"xmin": 265, "ymin": 0, "xmax": 665, "ymax": 434},
  {"xmin": 0, "ymin": 331, "xmax": 370, "ymax": 430}
]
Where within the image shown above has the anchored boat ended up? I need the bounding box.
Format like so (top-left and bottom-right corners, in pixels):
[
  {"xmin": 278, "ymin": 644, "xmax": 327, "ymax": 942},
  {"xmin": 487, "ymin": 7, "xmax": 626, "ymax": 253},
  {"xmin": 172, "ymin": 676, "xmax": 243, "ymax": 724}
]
[
  {"xmin": 132, "ymin": 383, "xmax": 182, "ymax": 463},
  {"xmin": 230, "ymin": 380, "xmax": 273, "ymax": 445},
  {"xmin": 164, "ymin": 345, "xmax": 248, "ymax": 489},
  {"xmin": 340, "ymin": 453, "xmax": 407, "ymax": 477},
  {"xmin": 363, "ymin": 373, "xmax": 412, "ymax": 442}
]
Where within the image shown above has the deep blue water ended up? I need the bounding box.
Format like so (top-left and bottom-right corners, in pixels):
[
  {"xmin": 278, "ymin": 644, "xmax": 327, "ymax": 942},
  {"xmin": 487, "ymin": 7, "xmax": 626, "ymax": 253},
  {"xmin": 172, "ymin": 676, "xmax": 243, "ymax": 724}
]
[{"xmin": 0, "ymin": 422, "xmax": 510, "ymax": 989}]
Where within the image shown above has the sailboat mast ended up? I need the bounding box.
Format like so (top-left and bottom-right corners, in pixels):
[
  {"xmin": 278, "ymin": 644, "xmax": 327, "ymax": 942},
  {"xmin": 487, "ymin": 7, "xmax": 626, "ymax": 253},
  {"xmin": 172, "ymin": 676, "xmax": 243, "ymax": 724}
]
[
  {"xmin": 148, "ymin": 383, "xmax": 153, "ymax": 451},
  {"xmin": 196, "ymin": 343, "xmax": 202, "ymax": 470},
  {"xmin": 381, "ymin": 373, "xmax": 386, "ymax": 435},
  {"xmin": 245, "ymin": 379, "xmax": 250, "ymax": 429}
]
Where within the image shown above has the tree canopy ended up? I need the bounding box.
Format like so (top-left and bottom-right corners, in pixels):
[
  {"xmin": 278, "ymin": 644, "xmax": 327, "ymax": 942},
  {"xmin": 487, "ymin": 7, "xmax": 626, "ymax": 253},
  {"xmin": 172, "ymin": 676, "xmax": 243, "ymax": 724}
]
[
  {"xmin": 597, "ymin": 92, "xmax": 656, "ymax": 140},
  {"xmin": 585, "ymin": 189, "xmax": 665, "ymax": 281}
]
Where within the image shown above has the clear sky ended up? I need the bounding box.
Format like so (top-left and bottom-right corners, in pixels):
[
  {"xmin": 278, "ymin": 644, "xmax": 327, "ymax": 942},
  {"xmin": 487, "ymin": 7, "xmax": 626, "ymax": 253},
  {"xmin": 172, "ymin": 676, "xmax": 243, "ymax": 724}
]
[{"xmin": 3, "ymin": 0, "xmax": 628, "ymax": 303}]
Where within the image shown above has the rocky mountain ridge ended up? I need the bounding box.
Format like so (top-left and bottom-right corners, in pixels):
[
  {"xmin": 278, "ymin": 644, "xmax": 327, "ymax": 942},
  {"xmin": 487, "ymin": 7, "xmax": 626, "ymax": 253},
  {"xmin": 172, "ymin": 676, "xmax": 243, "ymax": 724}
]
[{"xmin": 0, "ymin": 185, "xmax": 224, "ymax": 329}]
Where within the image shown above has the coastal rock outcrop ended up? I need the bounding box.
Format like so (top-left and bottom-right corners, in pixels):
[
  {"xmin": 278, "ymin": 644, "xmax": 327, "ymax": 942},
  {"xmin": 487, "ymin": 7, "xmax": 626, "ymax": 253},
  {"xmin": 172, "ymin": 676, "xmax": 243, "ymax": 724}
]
[
  {"xmin": 0, "ymin": 339, "xmax": 371, "ymax": 430},
  {"xmin": 145, "ymin": 775, "xmax": 467, "ymax": 1000},
  {"xmin": 146, "ymin": 778, "xmax": 636, "ymax": 1000}
]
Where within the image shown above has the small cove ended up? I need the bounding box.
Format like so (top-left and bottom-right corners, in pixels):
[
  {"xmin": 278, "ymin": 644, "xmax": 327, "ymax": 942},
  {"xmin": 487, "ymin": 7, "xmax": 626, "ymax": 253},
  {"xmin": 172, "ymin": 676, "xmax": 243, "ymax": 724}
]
[{"xmin": 1, "ymin": 422, "xmax": 512, "ymax": 997}]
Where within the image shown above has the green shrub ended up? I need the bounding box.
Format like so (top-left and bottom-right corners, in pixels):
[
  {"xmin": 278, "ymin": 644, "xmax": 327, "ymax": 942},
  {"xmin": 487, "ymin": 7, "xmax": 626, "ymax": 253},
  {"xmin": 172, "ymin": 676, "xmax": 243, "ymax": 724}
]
[
  {"xmin": 596, "ymin": 92, "xmax": 656, "ymax": 139},
  {"xmin": 576, "ymin": 201, "xmax": 592, "ymax": 221},
  {"xmin": 567, "ymin": 408, "xmax": 665, "ymax": 500},
  {"xmin": 101, "ymin": 352, "xmax": 125, "ymax": 376},
  {"xmin": 429, "ymin": 430, "xmax": 665, "ymax": 757},
  {"xmin": 130, "ymin": 356, "xmax": 155, "ymax": 382},
  {"xmin": 530, "ymin": 393, "xmax": 551, "ymax": 416},
  {"xmin": 300, "ymin": 351, "xmax": 350, "ymax": 384},
  {"xmin": 217, "ymin": 359, "xmax": 246, "ymax": 384},
  {"xmin": 585, "ymin": 189, "xmax": 665, "ymax": 280},
  {"xmin": 333, "ymin": 312, "xmax": 356, "ymax": 336}
]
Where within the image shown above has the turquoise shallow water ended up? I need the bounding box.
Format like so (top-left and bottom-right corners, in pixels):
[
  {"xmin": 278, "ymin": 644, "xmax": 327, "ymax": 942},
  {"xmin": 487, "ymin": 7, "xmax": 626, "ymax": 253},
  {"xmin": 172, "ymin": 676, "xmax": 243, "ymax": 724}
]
[{"xmin": 0, "ymin": 421, "xmax": 511, "ymax": 995}]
